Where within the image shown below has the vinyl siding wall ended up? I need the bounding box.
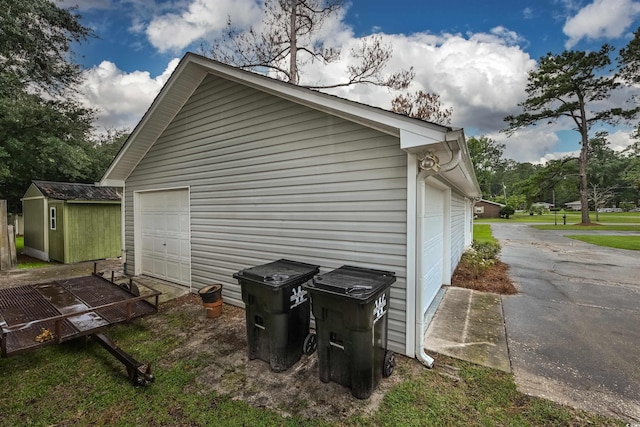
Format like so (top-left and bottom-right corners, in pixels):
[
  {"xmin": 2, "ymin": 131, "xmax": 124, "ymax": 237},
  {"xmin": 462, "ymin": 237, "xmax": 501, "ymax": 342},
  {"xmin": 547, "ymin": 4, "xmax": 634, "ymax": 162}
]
[{"xmin": 124, "ymin": 75, "xmax": 410, "ymax": 354}]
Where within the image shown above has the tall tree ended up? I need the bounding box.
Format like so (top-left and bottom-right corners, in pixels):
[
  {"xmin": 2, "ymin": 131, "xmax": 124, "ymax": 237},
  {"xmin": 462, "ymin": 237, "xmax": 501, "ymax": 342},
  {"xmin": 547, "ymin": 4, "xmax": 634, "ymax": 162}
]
[
  {"xmin": 391, "ymin": 90, "xmax": 452, "ymax": 125},
  {"xmin": 466, "ymin": 136, "xmax": 507, "ymax": 197},
  {"xmin": 618, "ymin": 26, "xmax": 640, "ymax": 86},
  {"xmin": 0, "ymin": 0, "xmax": 92, "ymax": 95},
  {"xmin": 504, "ymin": 46, "xmax": 621, "ymax": 224},
  {"xmin": 0, "ymin": 0, "xmax": 96, "ymax": 212},
  {"xmin": 206, "ymin": 0, "xmax": 413, "ymax": 89}
]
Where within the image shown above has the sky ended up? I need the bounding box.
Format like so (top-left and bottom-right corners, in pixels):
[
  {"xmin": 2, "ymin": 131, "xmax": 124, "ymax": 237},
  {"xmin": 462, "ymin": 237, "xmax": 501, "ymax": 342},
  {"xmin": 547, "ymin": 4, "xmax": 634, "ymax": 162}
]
[{"xmin": 61, "ymin": 0, "xmax": 640, "ymax": 164}]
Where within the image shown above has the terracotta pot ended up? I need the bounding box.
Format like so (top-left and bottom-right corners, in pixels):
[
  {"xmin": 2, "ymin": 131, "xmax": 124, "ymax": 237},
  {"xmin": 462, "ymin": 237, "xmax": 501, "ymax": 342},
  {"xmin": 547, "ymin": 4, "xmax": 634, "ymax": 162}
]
[{"xmin": 203, "ymin": 300, "xmax": 223, "ymax": 319}]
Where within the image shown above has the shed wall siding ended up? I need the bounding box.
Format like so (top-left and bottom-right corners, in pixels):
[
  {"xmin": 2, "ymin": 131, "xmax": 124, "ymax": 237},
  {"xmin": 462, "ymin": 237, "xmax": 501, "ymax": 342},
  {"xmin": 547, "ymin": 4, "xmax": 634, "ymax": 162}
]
[
  {"xmin": 124, "ymin": 75, "xmax": 410, "ymax": 354},
  {"xmin": 23, "ymin": 198, "xmax": 45, "ymax": 254},
  {"xmin": 48, "ymin": 201, "xmax": 65, "ymax": 263},
  {"xmin": 65, "ymin": 203, "xmax": 122, "ymax": 263}
]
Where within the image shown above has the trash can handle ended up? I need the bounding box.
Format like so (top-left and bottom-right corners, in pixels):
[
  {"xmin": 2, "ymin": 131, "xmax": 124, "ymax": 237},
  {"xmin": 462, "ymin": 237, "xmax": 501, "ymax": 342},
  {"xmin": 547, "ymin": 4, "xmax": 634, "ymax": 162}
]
[
  {"xmin": 346, "ymin": 285, "xmax": 373, "ymax": 294},
  {"xmin": 264, "ymin": 274, "xmax": 290, "ymax": 283}
]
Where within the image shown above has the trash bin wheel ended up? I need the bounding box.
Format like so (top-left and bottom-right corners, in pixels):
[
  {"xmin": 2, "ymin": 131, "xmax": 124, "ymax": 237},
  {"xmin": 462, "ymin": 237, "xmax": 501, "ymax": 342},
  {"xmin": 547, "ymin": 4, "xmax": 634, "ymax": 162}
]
[
  {"xmin": 303, "ymin": 333, "xmax": 317, "ymax": 355},
  {"xmin": 383, "ymin": 350, "xmax": 395, "ymax": 377}
]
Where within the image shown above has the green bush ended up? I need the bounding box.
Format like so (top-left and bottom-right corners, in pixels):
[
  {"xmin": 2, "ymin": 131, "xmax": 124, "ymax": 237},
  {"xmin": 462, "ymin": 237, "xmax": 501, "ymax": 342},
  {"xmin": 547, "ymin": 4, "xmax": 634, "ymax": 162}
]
[
  {"xmin": 620, "ymin": 201, "xmax": 635, "ymax": 212},
  {"xmin": 462, "ymin": 241, "xmax": 502, "ymax": 278},
  {"xmin": 499, "ymin": 206, "xmax": 515, "ymax": 219},
  {"xmin": 472, "ymin": 241, "xmax": 501, "ymax": 260}
]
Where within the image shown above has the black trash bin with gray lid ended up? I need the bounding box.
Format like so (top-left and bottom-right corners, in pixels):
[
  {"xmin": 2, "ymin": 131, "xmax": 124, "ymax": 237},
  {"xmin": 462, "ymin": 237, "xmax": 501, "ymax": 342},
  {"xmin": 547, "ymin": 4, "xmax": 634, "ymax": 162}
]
[
  {"xmin": 304, "ymin": 265, "xmax": 396, "ymax": 399},
  {"xmin": 233, "ymin": 259, "xmax": 320, "ymax": 372}
]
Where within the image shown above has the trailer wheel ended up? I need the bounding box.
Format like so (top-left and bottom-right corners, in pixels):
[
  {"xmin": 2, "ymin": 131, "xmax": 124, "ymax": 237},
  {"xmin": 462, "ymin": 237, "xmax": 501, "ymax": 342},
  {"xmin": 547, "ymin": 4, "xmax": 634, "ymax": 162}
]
[
  {"xmin": 303, "ymin": 333, "xmax": 317, "ymax": 355},
  {"xmin": 383, "ymin": 350, "xmax": 395, "ymax": 377}
]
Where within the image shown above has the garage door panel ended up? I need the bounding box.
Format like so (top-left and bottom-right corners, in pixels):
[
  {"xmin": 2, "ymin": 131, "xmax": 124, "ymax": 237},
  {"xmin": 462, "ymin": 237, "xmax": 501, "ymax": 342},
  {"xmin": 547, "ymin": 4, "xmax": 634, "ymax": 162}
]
[
  {"xmin": 166, "ymin": 239, "xmax": 181, "ymax": 257},
  {"xmin": 181, "ymin": 240, "xmax": 190, "ymax": 258},
  {"xmin": 421, "ymin": 184, "xmax": 445, "ymax": 311},
  {"xmin": 165, "ymin": 213, "xmax": 181, "ymax": 233},
  {"xmin": 138, "ymin": 189, "xmax": 190, "ymax": 286},
  {"xmin": 166, "ymin": 261, "xmax": 180, "ymax": 282}
]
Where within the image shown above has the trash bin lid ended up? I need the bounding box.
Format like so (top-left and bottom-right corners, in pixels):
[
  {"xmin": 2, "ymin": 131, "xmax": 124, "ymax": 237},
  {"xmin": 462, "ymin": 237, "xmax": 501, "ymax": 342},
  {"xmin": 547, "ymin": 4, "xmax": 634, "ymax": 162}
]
[
  {"xmin": 308, "ymin": 265, "xmax": 396, "ymax": 300},
  {"xmin": 233, "ymin": 259, "xmax": 320, "ymax": 288}
]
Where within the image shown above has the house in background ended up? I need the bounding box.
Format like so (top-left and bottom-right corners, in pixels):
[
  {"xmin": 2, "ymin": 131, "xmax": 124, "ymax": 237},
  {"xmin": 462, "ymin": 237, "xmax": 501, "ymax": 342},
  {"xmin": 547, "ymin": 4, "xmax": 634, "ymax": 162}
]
[
  {"xmin": 473, "ymin": 199, "xmax": 504, "ymax": 219},
  {"xmin": 100, "ymin": 53, "xmax": 481, "ymax": 363},
  {"xmin": 22, "ymin": 181, "xmax": 122, "ymax": 263},
  {"xmin": 532, "ymin": 202, "xmax": 554, "ymax": 210},
  {"xmin": 565, "ymin": 200, "xmax": 582, "ymax": 210}
]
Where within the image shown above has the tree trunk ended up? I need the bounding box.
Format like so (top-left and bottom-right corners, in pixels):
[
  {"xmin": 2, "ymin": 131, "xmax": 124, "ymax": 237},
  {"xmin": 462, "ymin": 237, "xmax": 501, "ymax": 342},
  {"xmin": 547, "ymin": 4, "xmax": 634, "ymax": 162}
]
[
  {"xmin": 579, "ymin": 131, "xmax": 591, "ymax": 225},
  {"xmin": 288, "ymin": 0, "xmax": 298, "ymax": 85}
]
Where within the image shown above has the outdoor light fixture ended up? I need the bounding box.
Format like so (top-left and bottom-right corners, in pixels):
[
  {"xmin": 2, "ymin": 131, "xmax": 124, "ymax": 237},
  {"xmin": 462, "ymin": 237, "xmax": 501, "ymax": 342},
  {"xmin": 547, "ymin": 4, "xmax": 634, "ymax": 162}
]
[{"xmin": 419, "ymin": 152, "xmax": 440, "ymax": 172}]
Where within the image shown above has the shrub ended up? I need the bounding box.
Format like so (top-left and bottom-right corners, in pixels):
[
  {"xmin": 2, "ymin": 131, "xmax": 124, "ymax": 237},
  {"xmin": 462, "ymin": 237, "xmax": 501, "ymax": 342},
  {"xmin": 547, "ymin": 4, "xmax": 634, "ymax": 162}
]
[
  {"xmin": 472, "ymin": 240, "xmax": 501, "ymax": 260},
  {"xmin": 619, "ymin": 201, "xmax": 635, "ymax": 212},
  {"xmin": 499, "ymin": 206, "xmax": 515, "ymax": 219},
  {"xmin": 462, "ymin": 241, "xmax": 502, "ymax": 278}
]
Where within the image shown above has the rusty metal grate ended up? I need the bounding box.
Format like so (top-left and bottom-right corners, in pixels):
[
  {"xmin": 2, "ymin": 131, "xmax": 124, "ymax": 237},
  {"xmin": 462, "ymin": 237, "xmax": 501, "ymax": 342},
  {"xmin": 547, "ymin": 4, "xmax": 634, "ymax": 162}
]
[
  {"xmin": 57, "ymin": 276, "xmax": 156, "ymax": 323},
  {"xmin": 1, "ymin": 275, "xmax": 159, "ymax": 358},
  {"xmin": 0, "ymin": 285, "xmax": 78, "ymax": 355}
]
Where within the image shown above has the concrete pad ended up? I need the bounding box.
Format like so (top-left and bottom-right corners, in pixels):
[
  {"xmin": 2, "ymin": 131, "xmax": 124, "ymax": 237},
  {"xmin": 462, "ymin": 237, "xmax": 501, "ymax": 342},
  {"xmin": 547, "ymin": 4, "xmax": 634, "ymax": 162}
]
[
  {"xmin": 127, "ymin": 276, "xmax": 191, "ymax": 304},
  {"xmin": 424, "ymin": 287, "xmax": 510, "ymax": 372}
]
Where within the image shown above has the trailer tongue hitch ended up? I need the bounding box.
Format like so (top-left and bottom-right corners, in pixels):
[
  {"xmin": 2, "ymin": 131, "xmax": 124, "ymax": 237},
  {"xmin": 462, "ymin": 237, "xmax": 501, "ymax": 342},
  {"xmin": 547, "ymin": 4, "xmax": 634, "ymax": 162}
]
[{"xmin": 92, "ymin": 333, "xmax": 155, "ymax": 386}]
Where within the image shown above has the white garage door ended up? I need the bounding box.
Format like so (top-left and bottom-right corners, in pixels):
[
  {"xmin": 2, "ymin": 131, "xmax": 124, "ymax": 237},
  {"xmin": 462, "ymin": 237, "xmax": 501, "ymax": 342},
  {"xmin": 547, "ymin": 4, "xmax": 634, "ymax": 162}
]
[
  {"xmin": 420, "ymin": 183, "xmax": 445, "ymax": 311},
  {"xmin": 138, "ymin": 189, "xmax": 190, "ymax": 286}
]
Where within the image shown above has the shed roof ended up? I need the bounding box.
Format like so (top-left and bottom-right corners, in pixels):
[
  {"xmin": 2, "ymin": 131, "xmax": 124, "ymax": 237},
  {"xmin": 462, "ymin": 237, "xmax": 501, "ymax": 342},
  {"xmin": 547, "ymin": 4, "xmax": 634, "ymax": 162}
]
[
  {"xmin": 477, "ymin": 199, "xmax": 505, "ymax": 207},
  {"xmin": 32, "ymin": 181, "xmax": 121, "ymax": 201}
]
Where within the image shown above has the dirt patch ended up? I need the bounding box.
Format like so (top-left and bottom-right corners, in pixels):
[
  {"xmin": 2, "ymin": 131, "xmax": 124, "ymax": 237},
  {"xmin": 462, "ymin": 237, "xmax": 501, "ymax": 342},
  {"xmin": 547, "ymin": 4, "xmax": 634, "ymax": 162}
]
[
  {"xmin": 0, "ymin": 258, "xmax": 123, "ymax": 289},
  {"xmin": 451, "ymin": 259, "xmax": 517, "ymax": 295},
  {"xmin": 143, "ymin": 294, "xmax": 403, "ymax": 421}
]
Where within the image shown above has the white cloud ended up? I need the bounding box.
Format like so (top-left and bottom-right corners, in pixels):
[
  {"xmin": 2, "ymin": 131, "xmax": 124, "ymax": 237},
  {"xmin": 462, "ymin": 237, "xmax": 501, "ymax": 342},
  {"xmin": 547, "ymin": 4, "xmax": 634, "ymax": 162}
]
[
  {"xmin": 305, "ymin": 29, "xmax": 536, "ymax": 136},
  {"xmin": 79, "ymin": 58, "xmax": 180, "ymax": 131},
  {"xmin": 85, "ymin": 2, "xmax": 636, "ymax": 164},
  {"xmin": 563, "ymin": 0, "xmax": 640, "ymax": 48},
  {"xmin": 491, "ymin": 126, "xmax": 564, "ymax": 164},
  {"xmin": 608, "ymin": 129, "xmax": 636, "ymax": 151},
  {"xmin": 145, "ymin": 0, "xmax": 262, "ymax": 52}
]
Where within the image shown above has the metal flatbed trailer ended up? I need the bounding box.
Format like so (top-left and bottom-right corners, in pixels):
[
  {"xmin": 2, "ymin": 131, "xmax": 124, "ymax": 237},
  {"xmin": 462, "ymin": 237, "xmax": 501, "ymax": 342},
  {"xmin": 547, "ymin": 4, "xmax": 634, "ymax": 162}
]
[{"xmin": 0, "ymin": 270, "xmax": 161, "ymax": 386}]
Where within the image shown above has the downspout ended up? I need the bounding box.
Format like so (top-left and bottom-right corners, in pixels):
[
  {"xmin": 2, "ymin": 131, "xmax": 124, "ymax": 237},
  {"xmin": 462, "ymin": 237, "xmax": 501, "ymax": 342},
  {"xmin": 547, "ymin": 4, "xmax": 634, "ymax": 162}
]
[
  {"xmin": 414, "ymin": 136, "xmax": 462, "ymax": 369},
  {"xmin": 415, "ymin": 168, "xmax": 437, "ymax": 369}
]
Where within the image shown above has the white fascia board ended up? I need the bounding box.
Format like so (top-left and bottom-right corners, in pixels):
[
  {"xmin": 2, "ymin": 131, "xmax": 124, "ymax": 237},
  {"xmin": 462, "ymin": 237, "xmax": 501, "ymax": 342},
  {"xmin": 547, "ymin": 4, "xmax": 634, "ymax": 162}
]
[{"xmin": 100, "ymin": 179, "xmax": 125, "ymax": 187}]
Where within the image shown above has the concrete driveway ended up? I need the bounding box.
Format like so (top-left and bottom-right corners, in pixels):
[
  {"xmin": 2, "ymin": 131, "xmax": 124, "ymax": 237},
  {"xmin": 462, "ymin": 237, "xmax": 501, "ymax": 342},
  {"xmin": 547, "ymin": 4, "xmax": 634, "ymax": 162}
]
[{"xmin": 492, "ymin": 223, "xmax": 640, "ymax": 422}]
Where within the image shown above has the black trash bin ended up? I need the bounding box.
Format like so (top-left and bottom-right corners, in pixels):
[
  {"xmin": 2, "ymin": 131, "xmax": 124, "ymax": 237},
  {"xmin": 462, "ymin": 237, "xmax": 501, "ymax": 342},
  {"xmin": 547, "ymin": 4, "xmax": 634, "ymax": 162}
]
[
  {"xmin": 304, "ymin": 265, "xmax": 396, "ymax": 399},
  {"xmin": 233, "ymin": 259, "xmax": 320, "ymax": 372}
]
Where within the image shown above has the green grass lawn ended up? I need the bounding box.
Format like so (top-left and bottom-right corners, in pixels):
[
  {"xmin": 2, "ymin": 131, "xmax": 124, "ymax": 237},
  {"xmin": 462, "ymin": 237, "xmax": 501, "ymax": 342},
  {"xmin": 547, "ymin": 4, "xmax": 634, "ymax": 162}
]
[
  {"xmin": 533, "ymin": 224, "xmax": 640, "ymax": 231},
  {"xmin": 14, "ymin": 236, "xmax": 50, "ymax": 269},
  {"xmin": 0, "ymin": 307, "xmax": 622, "ymax": 426},
  {"xmin": 476, "ymin": 212, "xmax": 640, "ymax": 224},
  {"xmin": 473, "ymin": 224, "xmax": 496, "ymax": 243},
  {"xmin": 567, "ymin": 235, "xmax": 640, "ymax": 251}
]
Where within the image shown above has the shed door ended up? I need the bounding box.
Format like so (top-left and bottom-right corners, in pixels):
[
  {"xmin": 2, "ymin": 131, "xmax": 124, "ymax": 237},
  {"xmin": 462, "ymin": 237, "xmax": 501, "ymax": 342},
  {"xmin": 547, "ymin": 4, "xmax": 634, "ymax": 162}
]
[
  {"xmin": 419, "ymin": 183, "xmax": 446, "ymax": 313},
  {"xmin": 138, "ymin": 189, "xmax": 190, "ymax": 286}
]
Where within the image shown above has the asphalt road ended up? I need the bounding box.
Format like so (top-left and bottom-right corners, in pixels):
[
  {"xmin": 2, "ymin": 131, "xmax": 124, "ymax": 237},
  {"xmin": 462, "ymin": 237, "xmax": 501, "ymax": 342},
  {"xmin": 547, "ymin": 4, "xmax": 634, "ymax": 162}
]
[{"xmin": 492, "ymin": 223, "xmax": 640, "ymax": 422}]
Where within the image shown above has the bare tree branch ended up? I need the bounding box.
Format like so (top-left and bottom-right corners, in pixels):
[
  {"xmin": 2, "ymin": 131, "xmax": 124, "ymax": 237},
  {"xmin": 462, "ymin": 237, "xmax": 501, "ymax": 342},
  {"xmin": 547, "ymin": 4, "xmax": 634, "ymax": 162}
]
[{"xmin": 204, "ymin": 0, "xmax": 412, "ymax": 90}]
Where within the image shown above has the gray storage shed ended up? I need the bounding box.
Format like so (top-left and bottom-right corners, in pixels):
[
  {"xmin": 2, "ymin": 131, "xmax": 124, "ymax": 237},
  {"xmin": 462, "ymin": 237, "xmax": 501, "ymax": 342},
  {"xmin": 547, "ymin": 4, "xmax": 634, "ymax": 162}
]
[{"xmin": 100, "ymin": 53, "xmax": 481, "ymax": 362}]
